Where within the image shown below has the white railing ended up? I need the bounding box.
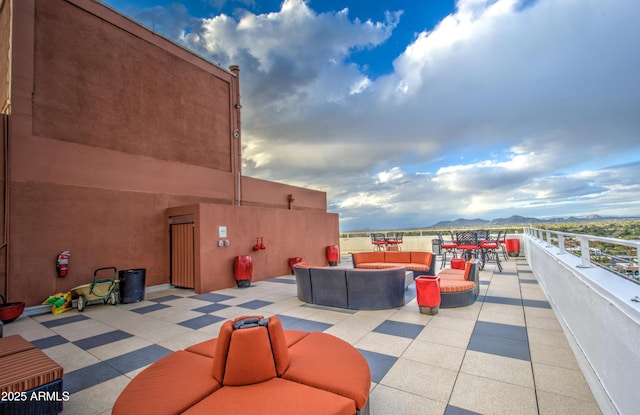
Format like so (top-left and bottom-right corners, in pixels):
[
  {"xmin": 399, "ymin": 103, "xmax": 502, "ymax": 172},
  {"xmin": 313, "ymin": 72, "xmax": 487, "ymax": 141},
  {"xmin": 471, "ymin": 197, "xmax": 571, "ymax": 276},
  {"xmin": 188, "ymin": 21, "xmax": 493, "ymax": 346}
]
[
  {"xmin": 525, "ymin": 227, "xmax": 640, "ymax": 284},
  {"xmin": 524, "ymin": 229, "xmax": 640, "ymax": 415}
]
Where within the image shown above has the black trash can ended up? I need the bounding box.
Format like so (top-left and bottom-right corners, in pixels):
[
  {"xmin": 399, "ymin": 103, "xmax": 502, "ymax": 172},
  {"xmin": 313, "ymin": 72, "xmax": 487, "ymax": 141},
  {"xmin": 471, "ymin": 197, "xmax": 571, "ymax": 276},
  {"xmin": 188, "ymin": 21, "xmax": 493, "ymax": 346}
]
[
  {"xmin": 119, "ymin": 268, "xmax": 146, "ymax": 303},
  {"xmin": 432, "ymin": 239, "xmax": 441, "ymax": 255}
]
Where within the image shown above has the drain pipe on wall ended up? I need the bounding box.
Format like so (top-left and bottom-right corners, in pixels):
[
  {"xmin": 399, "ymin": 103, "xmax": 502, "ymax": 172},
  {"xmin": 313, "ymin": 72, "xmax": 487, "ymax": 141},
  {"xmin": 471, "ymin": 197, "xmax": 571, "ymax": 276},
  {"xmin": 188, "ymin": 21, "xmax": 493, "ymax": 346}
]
[{"xmin": 2, "ymin": 114, "xmax": 10, "ymax": 299}]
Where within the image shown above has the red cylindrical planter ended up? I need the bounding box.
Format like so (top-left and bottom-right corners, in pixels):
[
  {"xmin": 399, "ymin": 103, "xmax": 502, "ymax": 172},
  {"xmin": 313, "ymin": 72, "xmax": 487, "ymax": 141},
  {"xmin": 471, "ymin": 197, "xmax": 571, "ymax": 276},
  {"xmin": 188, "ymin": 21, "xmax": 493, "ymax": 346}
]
[
  {"xmin": 288, "ymin": 257, "xmax": 302, "ymax": 274},
  {"xmin": 234, "ymin": 255, "xmax": 253, "ymax": 288},
  {"xmin": 450, "ymin": 258, "xmax": 465, "ymax": 270},
  {"xmin": 506, "ymin": 239, "xmax": 520, "ymax": 257},
  {"xmin": 415, "ymin": 276, "xmax": 441, "ymax": 315},
  {"xmin": 326, "ymin": 245, "xmax": 339, "ymax": 266}
]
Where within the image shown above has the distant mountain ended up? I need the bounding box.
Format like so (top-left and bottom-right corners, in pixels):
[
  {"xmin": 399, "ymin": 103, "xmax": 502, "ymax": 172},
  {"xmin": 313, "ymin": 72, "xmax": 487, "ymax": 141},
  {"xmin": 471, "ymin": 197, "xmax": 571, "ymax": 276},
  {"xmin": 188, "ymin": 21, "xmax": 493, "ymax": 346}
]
[{"xmin": 429, "ymin": 214, "xmax": 638, "ymax": 229}]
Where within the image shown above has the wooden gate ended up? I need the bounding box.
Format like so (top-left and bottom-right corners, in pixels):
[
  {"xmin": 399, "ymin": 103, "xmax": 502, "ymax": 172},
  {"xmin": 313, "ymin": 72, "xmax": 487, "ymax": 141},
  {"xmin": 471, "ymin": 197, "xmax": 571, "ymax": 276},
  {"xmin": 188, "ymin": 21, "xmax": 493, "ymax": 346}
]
[{"xmin": 170, "ymin": 223, "xmax": 195, "ymax": 288}]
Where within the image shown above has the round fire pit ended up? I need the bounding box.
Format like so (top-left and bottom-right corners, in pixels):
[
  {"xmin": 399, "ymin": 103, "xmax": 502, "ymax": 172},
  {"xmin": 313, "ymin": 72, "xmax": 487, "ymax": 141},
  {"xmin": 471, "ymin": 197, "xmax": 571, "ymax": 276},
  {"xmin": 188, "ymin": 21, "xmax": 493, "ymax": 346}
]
[{"xmin": 0, "ymin": 294, "xmax": 25, "ymax": 323}]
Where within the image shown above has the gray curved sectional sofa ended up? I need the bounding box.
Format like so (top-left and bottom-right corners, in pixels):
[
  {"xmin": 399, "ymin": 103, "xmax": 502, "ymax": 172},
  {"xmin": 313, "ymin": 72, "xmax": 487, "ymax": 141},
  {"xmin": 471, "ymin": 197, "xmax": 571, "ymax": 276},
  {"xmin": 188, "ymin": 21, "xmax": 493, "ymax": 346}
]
[{"xmin": 293, "ymin": 264, "xmax": 406, "ymax": 310}]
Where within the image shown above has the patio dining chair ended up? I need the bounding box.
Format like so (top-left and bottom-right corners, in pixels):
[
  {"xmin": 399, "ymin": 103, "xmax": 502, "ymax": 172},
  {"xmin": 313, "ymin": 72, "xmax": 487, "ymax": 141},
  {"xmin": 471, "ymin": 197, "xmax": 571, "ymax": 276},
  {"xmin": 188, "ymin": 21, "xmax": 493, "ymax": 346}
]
[
  {"xmin": 437, "ymin": 232, "xmax": 458, "ymax": 269},
  {"xmin": 386, "ymin": 232, "xmax": 403, "ymax": 251},
  {"xmin": 499, "ymin": 231, "xmax": 509, "ymax": 260},
  {"xmin": 480, "ymin": 230, "xmax": 503, "ymax": 272},
  {"xmin": 370, "ymin": 233, "xmax": 388, "ymax": 251},
  {"xmin": 455, "ymin": 231, "xmax": 481, "ymax": 267}
]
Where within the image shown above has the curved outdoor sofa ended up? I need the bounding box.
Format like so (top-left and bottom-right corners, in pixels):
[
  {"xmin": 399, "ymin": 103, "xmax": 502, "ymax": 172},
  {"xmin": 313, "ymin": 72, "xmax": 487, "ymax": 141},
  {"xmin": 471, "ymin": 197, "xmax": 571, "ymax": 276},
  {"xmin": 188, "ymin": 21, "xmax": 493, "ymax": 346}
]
[
  {"xmin": 113, "ymin": 315, "xmax": 371, "ymax": 415},
  {"xmin": 293, "ymin": 263, "xmax": 407, "ymax": 310},
  {"xmin": 351, "ymin": 251, "xmax": 436, "ymax": 277},
  {"xmin": 436, "ymin": 258, "xmax": 480, "ymax": 308}
]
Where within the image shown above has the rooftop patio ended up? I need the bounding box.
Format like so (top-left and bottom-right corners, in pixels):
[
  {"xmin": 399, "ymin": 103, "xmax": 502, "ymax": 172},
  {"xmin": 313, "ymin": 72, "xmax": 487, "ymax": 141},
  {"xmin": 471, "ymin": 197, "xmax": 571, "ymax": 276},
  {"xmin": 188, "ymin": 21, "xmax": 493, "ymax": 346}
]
[{"xmin": 2, "ymin": 249, "xmax": 602, "ymax": 415}]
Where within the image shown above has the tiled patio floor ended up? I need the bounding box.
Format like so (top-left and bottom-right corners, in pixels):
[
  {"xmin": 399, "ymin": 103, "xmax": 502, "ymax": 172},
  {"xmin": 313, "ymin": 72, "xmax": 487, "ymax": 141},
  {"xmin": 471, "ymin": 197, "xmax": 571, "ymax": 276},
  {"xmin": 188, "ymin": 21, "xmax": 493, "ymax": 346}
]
[{"xmin": 2, "ymin": 256, "xmax": 601, "ymax": 414}]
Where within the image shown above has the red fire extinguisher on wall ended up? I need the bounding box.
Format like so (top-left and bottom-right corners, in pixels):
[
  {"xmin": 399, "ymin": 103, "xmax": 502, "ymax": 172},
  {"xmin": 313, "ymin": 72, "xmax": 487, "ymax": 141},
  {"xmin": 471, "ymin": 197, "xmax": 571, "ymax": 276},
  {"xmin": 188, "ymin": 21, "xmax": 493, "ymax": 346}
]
[{"xmin": 56, "ymin": 251, "xmax": 70, "ymax": 277}]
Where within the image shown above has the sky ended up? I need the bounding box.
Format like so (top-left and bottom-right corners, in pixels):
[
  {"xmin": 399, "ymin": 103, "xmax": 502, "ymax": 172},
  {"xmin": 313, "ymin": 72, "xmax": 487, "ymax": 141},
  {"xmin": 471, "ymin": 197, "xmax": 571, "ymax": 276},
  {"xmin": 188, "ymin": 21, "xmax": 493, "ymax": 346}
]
[{"xmin": 102, "ymin": 0, "xmax": 640, "ymax": 231}]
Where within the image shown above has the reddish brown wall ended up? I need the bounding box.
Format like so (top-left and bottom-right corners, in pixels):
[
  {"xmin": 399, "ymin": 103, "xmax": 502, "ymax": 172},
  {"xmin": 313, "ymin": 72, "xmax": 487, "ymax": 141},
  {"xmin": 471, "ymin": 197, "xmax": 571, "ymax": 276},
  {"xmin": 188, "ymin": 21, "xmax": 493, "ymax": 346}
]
[
  {"xmin": 4, "ymin": 0, "xmax": 339, "ymax": 306},
  {"xmin": 168, "ymin": 204, "xmax": 339, "ymax": 294},
  {"xmin": 241, "ymin": 176, "xmax": 328, "ymax": 211},
  {"xmin": 32, "ymin": 0, "xmax": 233, "ymax": 171}
]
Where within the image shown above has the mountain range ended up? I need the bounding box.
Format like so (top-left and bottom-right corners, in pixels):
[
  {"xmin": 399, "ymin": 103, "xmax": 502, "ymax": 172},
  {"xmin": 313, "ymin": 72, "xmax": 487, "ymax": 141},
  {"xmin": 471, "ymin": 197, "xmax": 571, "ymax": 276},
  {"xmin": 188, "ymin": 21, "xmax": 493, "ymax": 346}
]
[{"xmin": 429, "ymin": 214, "xmax": 639, "ymax": 229}]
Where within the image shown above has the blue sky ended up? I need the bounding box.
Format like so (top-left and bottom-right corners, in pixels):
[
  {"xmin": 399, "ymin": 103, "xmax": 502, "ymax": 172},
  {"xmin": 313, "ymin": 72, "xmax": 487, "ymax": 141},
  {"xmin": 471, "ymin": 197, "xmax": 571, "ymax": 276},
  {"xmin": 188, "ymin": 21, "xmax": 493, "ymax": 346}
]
[{"xmin": 102, "ymin": 0, "xmax": 640, "ymax": 231}]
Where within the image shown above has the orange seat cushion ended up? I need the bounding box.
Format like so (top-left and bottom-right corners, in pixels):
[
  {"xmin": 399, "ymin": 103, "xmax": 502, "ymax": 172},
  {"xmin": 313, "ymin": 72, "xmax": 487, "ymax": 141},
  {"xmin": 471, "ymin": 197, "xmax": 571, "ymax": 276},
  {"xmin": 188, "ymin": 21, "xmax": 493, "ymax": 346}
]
[
  {"xmin": 384, "ymin": 251, "xmax": 411, "ymax": 263},
  {"xmin": 183, "ymin": 378, "xmax": 356, "ymax": 415},
  {"xmin": 186, "ymin": 329, "xmax": 310, "ymax": 358},
  {"xmin": 438, "ymin": 269, "xmax": 465, "ymax": 280},
  {"xmin": 352, "ymin": 251, "xmax": 385, "ymax": 264},
  {"xmin": 0, "ymin": 348, "xmax": 63, "ymax": 394},
  {"xmin": 439, "ymin": 280, "xmax": 475, "ymax": 293},
  {"xmin": 112, "ymin": 351, "xmax": 221, "ymax": 415},
  {"xmin": 0, "ymin": 335, "xmax": 36, "ymax": 358},
  {"xmin": 283, "ymin": 332, "xmax": 370, "ymax": 410}
]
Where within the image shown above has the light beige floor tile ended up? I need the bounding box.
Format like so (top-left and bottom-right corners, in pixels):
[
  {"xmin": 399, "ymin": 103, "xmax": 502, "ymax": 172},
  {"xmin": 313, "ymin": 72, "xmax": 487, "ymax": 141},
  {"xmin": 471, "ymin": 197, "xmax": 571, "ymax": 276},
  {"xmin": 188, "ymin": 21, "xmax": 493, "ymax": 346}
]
[
  {"xmin": 479, "ymin": 302, "xmax": 524, "ymax": 315},
  {"xmin": 528, "ymin": 327, "xmax": 571, "ymax": 348},
  {"xmin": 529, "ymin": 341, "xmax": 580, "ymax": 370},
  {"xmin": 533, "ymin": 362, "xmax": 597, "ymax": 402},
  {"xmin": 402, "ymin": 339, "xmax": 466, "ymax": 371},
  {"xmin": 143, "ymin": 307, "xmax": 204, "ymax": 324},
  {"xmin": 369, "ymin": 384, "xmax": 446, "ymax": 415},
  {"xmin": 355, "ymin": 332, "xmax": 412, "ymax": 357},
  {"xmin": 524, "ymin": 306, "xmax": 557, "ymax": 319},
  {"xmin": 134, "ymin": 321, "xmax": 194, "ymax": 343},
  {"xmin": 387, "ymin": 309, "xmax": 433, "ymax": 325},
  {"xmin": 45, "ymin": 343, "xmax": 101, "ymax": 373},
  {"xmin": 380, "ymin": 358, "xmax": 458, "ymax": 403},
  {"xmin": 50, "ymin": 319, "xmax": 115, "ymax": 342},
  {"xmin": 416, "ymin": 325, "xmax": 471, "ymax": 349},
  {"xmin": 524, "ymin": 315, "xmax": 562, "ymax": 331},
  {"xmin": 65, "ymin": 376, "xmax": 130, "ymax": 415},
  {"xmin": 3, "ymin": 317, "xmax": 57, "ymax": 341},
  {"xmin": 460, "ymin": 350, "xmax": 534, "ymax": 388},
  {"xmin": 449, "ymin": 372, "xmax": 537, "ymax": 415},
  {"xmin": 426, "ymin": 315, "xmax": 476, "ymax": 334},
  {"xmin": 537, "ymin": 390, "xmax": 602, "ymax": 415},
  {"xmin": 478, "ymin": 308, "xmax": 526, "ymax": 326},
  {"xmin": 88, "ymin": 336, "xmax": 154, "ymax": 360}
]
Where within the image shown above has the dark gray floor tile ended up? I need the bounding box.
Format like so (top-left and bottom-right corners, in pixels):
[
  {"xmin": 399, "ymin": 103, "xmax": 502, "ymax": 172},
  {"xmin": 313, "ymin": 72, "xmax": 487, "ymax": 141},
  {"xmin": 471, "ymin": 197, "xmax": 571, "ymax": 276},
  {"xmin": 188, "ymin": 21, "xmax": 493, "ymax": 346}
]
[
  {"xmin": 131, "ymin": 303, "xmax": 170, "ymax": 314},
  {"xmin": 105, "ymin": 344, "xmax": 173, "ymax": 374},
  {"xmin": 275, "ymin": 314, "xmax": 332, "ymax": 332},
  {"xmin": 523, "ymin": 299, "xmax": 551, "ymax": 308},
  {"xmin": 374, "ymin": 320, "xmax": 424, "ymax": 339},
  {"xmin": 73, "ymin": 330, "xmax": 133, "ymax": 350},
  {"xmin": 474, "ymin": 321, "xmax": 527, "ymax": 342},
  {"xmin": 237, "ymin": 299, "xmax": 273, "ymax": 310},
  {"xmin": 179, "ymin": 314, "xmax": 224, "ymax": 330},
  {"xmin": 190, "ymin": 293, "xmax": 235, "ymax": 303},
  {"xmin": 39, "ymin": 314, "xmax": 89, "ymax": 328},
  {"xmin": 482, "ymin": 296, "xmax": 523, "ymax": 306},
  {"xmin": 357, "ymin": 349, "xmax": 397, "ymax": 383},
  {"xmin": 30, "ymin": 335, "xmax": 69, "ymax": 350},
  {"xmin": 468, "ymin": 333, "xmax": 530, "ymax": 361},
  {"xmin": 64, "ymin": 362, "xmax": 122, "ymax": 394},
  {"xmin": 149, "ymin": 295, "xmax": 183, "ymax": 303},
  {"xmin": 445, "ymin": 405, "xmax": 482, "ymax": 415},
  {"xmin": 192, "ymin": 303, "xmax": 230, "ymax": 314}
]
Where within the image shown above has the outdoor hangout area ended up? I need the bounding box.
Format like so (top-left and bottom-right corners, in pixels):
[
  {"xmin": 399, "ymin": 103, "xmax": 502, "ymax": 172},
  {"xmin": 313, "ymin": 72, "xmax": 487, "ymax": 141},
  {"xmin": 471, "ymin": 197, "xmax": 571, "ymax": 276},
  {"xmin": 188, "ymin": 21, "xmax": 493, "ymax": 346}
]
[{"xmin": 0, "ymin": 252, "xmax": 602, "ymax": 415}]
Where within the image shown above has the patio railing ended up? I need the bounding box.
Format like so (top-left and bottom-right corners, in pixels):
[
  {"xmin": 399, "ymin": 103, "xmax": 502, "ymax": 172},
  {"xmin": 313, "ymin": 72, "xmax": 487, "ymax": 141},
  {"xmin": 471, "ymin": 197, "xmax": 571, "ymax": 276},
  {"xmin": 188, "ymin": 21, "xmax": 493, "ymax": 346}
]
[{"xmin": 525, "ymin": 227, "xmax": 640, "ymax": 284}]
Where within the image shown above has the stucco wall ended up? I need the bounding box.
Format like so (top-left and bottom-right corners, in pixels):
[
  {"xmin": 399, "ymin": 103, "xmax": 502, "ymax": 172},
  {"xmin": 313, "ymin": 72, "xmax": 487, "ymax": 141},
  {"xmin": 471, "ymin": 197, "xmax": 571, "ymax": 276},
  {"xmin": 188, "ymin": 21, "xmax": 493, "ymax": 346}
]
[
  {"xmin": 3, "ymin": 0, "xmax": 338, "ymax": 306},
  {"xmin": 32, "ymin": 0, "xmax": 234, "ymax": 171},
  {"xmin": 169, "ymin": 203, "xmax": 339, "ymax": 294}
]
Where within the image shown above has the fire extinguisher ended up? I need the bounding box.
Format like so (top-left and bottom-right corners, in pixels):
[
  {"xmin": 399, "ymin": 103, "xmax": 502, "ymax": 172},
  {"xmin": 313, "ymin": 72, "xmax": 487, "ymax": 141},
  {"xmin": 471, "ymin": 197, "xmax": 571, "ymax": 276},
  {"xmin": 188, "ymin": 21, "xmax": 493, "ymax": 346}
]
[{"xmin": 56, "ymin": 250, "xmax": 70, "ymax": 277}]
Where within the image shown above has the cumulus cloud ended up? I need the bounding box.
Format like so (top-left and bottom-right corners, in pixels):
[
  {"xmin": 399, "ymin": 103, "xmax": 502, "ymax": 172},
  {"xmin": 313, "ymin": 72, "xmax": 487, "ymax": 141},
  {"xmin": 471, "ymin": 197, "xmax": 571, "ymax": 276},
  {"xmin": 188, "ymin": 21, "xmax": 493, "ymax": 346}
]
[{"xmin": 120, "ymin": 0, "xmax": 640, "ymax": 230}]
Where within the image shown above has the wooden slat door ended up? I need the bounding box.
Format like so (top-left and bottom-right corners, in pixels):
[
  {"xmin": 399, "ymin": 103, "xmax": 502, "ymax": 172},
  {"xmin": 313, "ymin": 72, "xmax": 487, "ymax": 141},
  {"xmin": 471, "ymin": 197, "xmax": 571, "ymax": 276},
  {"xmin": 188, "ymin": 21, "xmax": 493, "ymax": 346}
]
[{"xmin": 170, "ymin": 223, "xmax": 195, "ymax": 288}]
